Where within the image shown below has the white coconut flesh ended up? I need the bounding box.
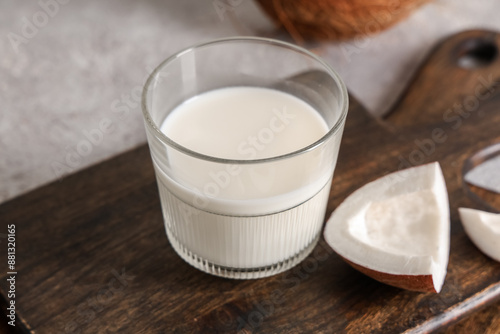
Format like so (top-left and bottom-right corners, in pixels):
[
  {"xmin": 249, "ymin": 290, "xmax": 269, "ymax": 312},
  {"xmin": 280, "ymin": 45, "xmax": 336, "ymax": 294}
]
[
  {"xmin": 459, "ymin": 208, "xmax": 500, "ymax": 262},
  {"xmin": 324, "ymin": 162, "xmax": 450, "ymax": 292}
]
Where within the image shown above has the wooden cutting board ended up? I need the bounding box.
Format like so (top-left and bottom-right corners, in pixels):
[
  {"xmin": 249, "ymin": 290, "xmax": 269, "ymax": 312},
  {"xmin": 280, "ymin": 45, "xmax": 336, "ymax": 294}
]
[{"xmin": 1, "ymin": 30, "xmax": 500, "ymax": 334}]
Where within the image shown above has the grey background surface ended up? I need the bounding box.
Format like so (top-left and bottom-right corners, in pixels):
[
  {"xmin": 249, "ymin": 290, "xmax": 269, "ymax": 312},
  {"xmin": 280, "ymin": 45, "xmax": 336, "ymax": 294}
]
[{"xmin": 1, "ymin": 0, "xmax": 499, "ymax": 202}]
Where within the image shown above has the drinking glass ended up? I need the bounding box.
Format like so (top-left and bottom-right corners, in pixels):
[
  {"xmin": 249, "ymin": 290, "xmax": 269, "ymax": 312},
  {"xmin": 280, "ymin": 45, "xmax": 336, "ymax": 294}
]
[{"xmin": 142, "ymin": 37, "xmax": 348, "ymax": 279}]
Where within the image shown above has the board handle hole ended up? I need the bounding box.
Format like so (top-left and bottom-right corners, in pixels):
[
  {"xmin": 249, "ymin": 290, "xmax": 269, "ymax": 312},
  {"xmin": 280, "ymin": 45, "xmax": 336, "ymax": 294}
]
[{"xmin": 456, "ymin": 38, "xmax": 498, "ymax": 69}]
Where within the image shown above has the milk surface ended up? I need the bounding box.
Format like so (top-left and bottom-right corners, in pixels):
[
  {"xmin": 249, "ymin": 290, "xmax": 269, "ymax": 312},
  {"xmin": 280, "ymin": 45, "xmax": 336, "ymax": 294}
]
[{"xmin": 161, "ymin": 86, "xmax": 328, "ymax": 160}]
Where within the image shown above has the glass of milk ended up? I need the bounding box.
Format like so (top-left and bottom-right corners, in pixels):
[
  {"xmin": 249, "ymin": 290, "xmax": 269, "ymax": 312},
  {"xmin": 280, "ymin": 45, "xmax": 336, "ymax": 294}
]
[{"xmin": 142, "ymin": 37, "xmax": 348, "ymax": 279}]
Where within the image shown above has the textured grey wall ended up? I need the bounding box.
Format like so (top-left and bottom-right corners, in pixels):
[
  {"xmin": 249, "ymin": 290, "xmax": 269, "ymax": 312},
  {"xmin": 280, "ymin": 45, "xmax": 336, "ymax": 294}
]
[{"xmin": 1, "ymin": 0, "xmax": 499, "ymax": 202}]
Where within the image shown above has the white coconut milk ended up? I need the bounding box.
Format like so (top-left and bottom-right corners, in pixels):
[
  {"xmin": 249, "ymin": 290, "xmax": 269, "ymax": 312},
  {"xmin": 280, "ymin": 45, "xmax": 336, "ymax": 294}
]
[{"xmin": 155, "ymin": 87, "xmax": 334, "ymax": 274}]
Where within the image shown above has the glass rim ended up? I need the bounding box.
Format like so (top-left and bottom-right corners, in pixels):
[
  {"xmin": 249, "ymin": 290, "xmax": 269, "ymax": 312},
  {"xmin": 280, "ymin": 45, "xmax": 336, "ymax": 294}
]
[{"xmin": 141, "ymin": 36, "xmax": 349, "ymax": 165}]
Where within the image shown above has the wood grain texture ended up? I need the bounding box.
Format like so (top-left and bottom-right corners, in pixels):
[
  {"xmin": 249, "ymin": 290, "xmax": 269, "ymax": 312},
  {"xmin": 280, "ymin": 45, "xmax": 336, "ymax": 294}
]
[
  {"xmin": 0, "ymin": 314, "xmax": 14, "ymax": 334},
  {"xmin": 1, "ymin": 30, "xmax": 500, "ymax": 333},
  {"xmin": 442, "ymin": 300, "xmax": 500, "ymax": 333}
]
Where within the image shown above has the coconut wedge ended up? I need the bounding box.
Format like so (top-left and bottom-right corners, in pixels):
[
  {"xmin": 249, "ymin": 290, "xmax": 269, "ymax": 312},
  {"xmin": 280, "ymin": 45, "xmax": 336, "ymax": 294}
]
[
  {"xmin": 324, "ymin": 162, "xmax": 450, "ymax": 293},
  {"xmin": 459, "ymin": 208, "xmax": 500, "ymax": 262}
]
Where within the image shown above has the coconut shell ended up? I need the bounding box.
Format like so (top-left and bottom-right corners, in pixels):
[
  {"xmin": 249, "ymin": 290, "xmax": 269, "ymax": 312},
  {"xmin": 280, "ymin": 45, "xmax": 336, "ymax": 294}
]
[
  {"xmin": 344, "ymin": 258, "xmax": 437, "ymax": 293},
  {"xmin": 255, "ymin": 0, "xmax": 431, "ymax": 41}
]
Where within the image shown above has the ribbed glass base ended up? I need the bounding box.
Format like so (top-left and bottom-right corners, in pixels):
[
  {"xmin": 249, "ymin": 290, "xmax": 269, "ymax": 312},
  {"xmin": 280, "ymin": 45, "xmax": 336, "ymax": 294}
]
[
  {"xmin": 157, "ymin": 175, "xmax": 331, "ymax": 279},
  {"xmin": 167, "ymin": 230, "xmax": 321, "ymax": 279}
]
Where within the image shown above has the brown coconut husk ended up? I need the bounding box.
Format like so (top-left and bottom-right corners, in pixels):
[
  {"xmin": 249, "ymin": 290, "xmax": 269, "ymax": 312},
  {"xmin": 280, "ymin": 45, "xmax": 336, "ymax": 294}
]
[{"xmin": 255, "ymin": 0, "xmax": 430, "ymax": 42}]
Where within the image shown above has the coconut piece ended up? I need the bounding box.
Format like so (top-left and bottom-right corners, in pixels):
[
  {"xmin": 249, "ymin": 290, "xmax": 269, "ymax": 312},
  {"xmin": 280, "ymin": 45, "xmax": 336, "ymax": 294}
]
[
  {"xmin": 255, "ymin": 0, "xmax": 431, "ymax": 41},
  {"xmin": 324, "ymin": 162, "xmax": 450, "ymax": 293},
  {"xmin": 459, "ymin": 208, "xmax": 500, "ymax": 262}
]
